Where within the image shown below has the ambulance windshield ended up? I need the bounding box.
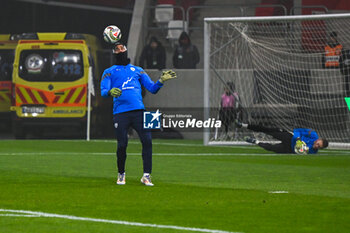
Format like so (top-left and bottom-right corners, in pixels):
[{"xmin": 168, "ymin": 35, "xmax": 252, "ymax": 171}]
[{"xmin": 19, "ymin": 50, "xmax": 84, "ymax": 82}]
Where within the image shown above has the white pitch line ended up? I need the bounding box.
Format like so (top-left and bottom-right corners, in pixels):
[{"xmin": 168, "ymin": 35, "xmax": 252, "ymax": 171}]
[
  {"xmin": 59, "ymin": 139, "xmax": 206, "ymax": 147},
  {"xmin": 268, "ymin": 191, "xmax": 289, "ymax": 194},
  {"xmin": 0, "ymin": 209, "xmax": 242, "ymax": 233},
  {"xmin": 0, "ymin": 214, "xmax": 39, "ymax": 217},
  {"xmin": 83, "ymin": 140, "xmax": 254, "ymax": 149},
  {"xmin": 93, "ymin": 140, "xmax": 208, "ymax": 147},
  {"xmin": 1, "ymin": 151, "xmax": 349, "ymax": 157},
  {"xmin": 0, "ymin": 152, "xmax": 287, "ymax": 156},
  {"xmin": 152, "ymin": 153, "xmax": 283, "ymax": 156}
]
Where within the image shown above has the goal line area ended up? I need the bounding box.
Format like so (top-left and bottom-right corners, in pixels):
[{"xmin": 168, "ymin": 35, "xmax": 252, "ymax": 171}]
[{"xmin": 204, "ymin": 13, "xmax": 350, "ymax": 149}]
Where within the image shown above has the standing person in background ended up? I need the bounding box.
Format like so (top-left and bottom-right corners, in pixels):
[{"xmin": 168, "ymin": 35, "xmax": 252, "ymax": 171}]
[
  {"xmin": 139, "ymin": 36, "xmax": 166, "ymax": 70},
  {"xmin": 322, "ymin": 31, "xmax": 343, "ymax": 69},
  {"xmin": 220, "ymin": 82, "xmax": 239, "ymax": 137},
  {"xmin": 173, "ymin": 31, "xmax": 200, "ymax": 69}
]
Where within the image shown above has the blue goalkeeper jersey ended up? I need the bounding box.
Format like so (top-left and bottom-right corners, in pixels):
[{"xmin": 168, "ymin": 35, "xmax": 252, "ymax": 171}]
[
  {"xmin": 100, "ymin": 64, "xmax": 163, "ymax": 114},
  {"xmin": 291, "ymin": 128, "xmax": 319, "ymax": 154}
]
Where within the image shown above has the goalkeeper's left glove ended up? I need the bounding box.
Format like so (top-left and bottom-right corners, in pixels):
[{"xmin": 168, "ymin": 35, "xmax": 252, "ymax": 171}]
[
  {"xmin": 159, "ymin": 70, "xmax": 176, "ymax": 83},
  {"xmin": 295, "ymin": 139, "xmax": 304, "ymax": 150}
]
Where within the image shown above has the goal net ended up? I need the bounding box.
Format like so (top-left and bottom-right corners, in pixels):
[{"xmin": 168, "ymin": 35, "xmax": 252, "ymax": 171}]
[{"xmin": 204, "ymin": 14, "xmax": 350, "ymax": 148}]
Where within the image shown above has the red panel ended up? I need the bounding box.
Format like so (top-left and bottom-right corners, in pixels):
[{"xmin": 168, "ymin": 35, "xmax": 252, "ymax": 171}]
[
  {"xmin": 301, "ymin": 0, "xmax": 332, "ymax": 52},
  {"xmin": 255, "ymin": 0, "xmax": 284, "ymax": 16},
  {"xmin": 59, "ymin": 0, "xmax": 134, "ymax": 8},
  {"xmin": 157, "ymin": 0, "xmax": 176, "ymax": 4},
  {"xmin": 0, "ymin": 81, "xmax": 12, "ymax": 89},
  {"xmin": 302, "ymin": 0, "xmax": 339, "ymax": 14},
  {"xmin": 301, "ymin": 20, "xmax": 326, "ymax": 52},
  {"xmin": 336, "ymin": 0, "xmax": 350, "ymax": 10}
]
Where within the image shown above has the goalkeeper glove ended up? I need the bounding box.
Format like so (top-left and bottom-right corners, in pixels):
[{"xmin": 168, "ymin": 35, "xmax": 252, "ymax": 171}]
[
  {"xmin": 159, "ymin": 70, "xmax": 176, "ymax": 83},
  {"xmin": 295, "ymin": 139, "xmax": 304, "ymax": 150},
  {"xmin": 295, "ymin": 139, "xmax": 309, "ymax": 154},
  {"xmin": 109, "ymin": 88, "xmax": 122, "ymax": 98}
]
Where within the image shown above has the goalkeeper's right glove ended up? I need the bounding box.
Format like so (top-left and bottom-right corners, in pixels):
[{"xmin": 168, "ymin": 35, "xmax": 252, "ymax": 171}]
[
  {"xmin": 159, "ymin": 70, "xmax": 177, "ymax": 83},
  {"xmin": 295, "ymin": 139, "xmax": 308, "ymax": 154},
  {"xmin": 109, "ymin": 88, "xmax": 122, "ymax": 98}
]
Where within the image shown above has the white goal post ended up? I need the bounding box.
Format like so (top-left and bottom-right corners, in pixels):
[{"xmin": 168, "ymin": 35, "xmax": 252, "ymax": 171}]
[{"xmin": 204, "ymin": 13, "xmax": 350, "ymax": 149}]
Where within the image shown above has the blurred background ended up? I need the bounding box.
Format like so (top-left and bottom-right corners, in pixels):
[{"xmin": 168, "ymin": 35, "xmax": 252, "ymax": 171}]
[{"xmin": 0, "ymin": 0, "xmax": 133, "ymax": 47}]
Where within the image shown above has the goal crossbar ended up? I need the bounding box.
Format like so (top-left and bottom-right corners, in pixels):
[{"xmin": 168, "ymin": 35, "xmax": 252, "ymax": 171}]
[{"xmin": 204, "ymin": 13, "xmax": 350, "ymax": 23}]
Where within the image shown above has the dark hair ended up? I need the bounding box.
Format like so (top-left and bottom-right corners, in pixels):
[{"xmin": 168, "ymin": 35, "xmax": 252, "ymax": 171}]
[
  {"xmin": 149, "ymin": 36, "xmax": 159, "ymax": 44},
  {"xmin": 227, "ymin": 81, "xmax": 235, "ymax": 92},
  {"xmin": 322, "ymin": 138, "xmax": 329, "ymax": 148}
]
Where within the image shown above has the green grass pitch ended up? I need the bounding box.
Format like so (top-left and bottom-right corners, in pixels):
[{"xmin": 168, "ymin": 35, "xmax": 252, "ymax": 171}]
[{"xmin": 0, "ymin": 139, "xmax": 349, "ymax": 233}]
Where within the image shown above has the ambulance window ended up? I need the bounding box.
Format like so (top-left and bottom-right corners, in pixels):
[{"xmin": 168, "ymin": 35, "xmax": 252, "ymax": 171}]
[
  {"xmin": 19, "ymin": 50, "xmax": 84, "ymax": 82},
  {"xmin": 0, "ymin": 49, "xmax": 15, "ymax": 81}
]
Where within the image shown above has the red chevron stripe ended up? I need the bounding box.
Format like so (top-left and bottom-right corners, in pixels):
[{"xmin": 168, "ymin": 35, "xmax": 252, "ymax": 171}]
[
  {"xmin": 74, "ymin": 87, "xmax": 86, "ymax": 103},
  {"xmin": 16, "ymin": 87, "xmax": 27, "ymax": 104},
  {"xmin": 63, "ymin": 88, "xmax": 76, "ymax": 103},
  {"xmin": 53, "ymin": 96, "xmax": 60, "ymax": 104},
  {"xmin": 38, "ymin": 91, "xmax": 49, "ymax": 103},
  {"xmin": 26, "ymin": 88, "xmax": 39, "ymax": 104}
]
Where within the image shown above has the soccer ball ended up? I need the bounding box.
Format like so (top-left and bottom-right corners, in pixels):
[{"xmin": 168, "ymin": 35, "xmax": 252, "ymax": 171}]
[
  {"xmin": 103, "ymin": 25, "xmax": 122, "ymax": 44},
  {"xmin": 295, "ymin": 143, "xmax": 309, "ymax": 155}
]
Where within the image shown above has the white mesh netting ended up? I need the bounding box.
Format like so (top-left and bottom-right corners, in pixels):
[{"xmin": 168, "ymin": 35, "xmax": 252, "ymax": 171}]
[{"xmin": 205, "ymin": 14, "xmax": 350, "ymax": 147}]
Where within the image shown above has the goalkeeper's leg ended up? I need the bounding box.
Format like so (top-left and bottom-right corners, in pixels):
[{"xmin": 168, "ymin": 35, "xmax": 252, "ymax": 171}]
[
  {"xmin": 131, "ymin": 110, "xmax": 152, "ymax": 174},
  {"xmin": 245, "ymin": 136, "xmax": 293, "ymax": 153},
  {"xmin": 113, "ymin": 113, "xmax": 132, "ymax": 174},
  {"xmin": 238, "ymin": 122, "xmax": 293, "ymax": 144},
  {"xmin": 258, "ymin": 142, "xmax": 293, "ymax": 153}
]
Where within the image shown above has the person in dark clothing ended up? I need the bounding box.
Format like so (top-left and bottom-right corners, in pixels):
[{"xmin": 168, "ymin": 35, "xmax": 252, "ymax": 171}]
[
  {"xmin": 173, "ymin": 32, "xmax": 200, "ymax": 69},
  {"xmin": 220, "ymin": 83, "xmax": 239, "ymax": 136},
  {"xmin": 340, "ymin": 48, "xmax": 350, "ymax": 97},
  {"xmin": 139, "ymin": 36, "xmax": 166, "ymax": 70},
  {"xmin": 236, "ymin": 121, "xmax": 328, "ymax": 154}
]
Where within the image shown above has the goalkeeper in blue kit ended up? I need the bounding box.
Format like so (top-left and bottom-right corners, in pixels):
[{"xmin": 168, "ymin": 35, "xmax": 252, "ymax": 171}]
[
  {"xmin": 236, "ymin": 121, "xmax": 328, "ymax": 154},
  {"xmin": 101, "ymin": 43, "xmax": 176, "ymax": 186}
]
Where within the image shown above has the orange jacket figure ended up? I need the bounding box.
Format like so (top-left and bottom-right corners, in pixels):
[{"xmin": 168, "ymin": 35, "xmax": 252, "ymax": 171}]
[
  {"xmin": 324, "ymin": 44, "xmax": 343, "ymax": 68},
  {"xmin": 323, "ymin": 31, "xmax": 343, "ymax": 68}
]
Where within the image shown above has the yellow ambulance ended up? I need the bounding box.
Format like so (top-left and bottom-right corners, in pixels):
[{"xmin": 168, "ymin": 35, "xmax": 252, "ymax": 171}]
[
  {"xmin": 0, "ymin": 34, "xmax": 17, "ymax": 129},
  {"xmin": 11, "ymin": 33, "xmax": 104, "ymax": 138}
]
